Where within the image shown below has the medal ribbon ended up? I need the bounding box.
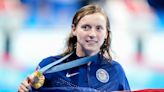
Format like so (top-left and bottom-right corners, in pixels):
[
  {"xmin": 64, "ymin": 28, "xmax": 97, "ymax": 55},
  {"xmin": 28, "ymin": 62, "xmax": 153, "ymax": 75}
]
[{"xmin": 38, "ymin": 52, "xmax": 99, "ymax": 74}]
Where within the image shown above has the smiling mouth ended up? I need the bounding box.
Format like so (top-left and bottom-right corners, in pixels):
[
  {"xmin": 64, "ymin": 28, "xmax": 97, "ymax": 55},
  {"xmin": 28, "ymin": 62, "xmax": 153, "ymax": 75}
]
[{"xmin": 86, "ymin": 40, "xmax": 97, "ymax": 44}]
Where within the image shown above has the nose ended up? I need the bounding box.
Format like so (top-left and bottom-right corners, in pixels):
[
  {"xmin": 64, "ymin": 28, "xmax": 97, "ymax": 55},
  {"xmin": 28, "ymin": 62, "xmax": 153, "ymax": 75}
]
[{"xmin": 88, "ymin": 29, "xmax": 96, "ymax": 38}]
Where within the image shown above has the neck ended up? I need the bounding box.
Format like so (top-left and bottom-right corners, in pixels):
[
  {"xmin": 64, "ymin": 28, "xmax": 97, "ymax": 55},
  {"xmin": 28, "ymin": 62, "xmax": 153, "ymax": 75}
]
[{"xmin": 76, "ymin": 44, "xmax": 100, "ymax": 57}]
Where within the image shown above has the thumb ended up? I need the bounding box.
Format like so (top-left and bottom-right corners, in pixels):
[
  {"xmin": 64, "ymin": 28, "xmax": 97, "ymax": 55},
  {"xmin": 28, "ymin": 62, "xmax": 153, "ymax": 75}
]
[{"xmin": 27, "ymin": 73, "xmax": 35, "ymax": 84}]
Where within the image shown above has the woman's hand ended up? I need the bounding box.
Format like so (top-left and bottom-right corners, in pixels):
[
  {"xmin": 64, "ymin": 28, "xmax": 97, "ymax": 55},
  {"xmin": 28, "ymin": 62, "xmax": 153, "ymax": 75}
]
[{"xmin": 18, "ymin": 74, "xmax": 34, "ymax": 92}]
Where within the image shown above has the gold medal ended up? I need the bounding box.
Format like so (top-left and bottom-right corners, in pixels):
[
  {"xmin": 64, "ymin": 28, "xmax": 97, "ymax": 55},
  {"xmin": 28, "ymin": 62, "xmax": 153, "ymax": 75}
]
[{"xmin": 31, "ymin": 71, "xmax": 45, "ymax": 89}]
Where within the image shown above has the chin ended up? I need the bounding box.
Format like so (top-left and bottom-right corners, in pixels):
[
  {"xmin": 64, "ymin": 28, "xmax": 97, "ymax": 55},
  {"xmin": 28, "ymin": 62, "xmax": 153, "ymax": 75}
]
[{"xmin": 85, "ymin": 47, "xmax": 99, "ymax": 52}]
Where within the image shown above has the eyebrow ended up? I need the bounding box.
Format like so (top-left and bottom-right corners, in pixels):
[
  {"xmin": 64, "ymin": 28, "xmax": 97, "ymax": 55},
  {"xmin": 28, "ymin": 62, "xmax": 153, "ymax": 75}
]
[
  {"xmin": 96, "ymin": 24, "xmax": 104, "ymax": 29},
  {"xmin": 81, "ymin": 23, "xmax": 104, "ymax": 27},
  {"xmin": 81, "ymin": 24, "xmax": 91, "ymax": 27}
]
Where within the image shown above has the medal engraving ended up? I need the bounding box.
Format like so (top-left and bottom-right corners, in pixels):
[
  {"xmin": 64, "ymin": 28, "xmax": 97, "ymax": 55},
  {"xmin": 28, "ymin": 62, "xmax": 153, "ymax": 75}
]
[{"xmin": 31, "ymin": 71, "xmax": 45, "ymax": 89}]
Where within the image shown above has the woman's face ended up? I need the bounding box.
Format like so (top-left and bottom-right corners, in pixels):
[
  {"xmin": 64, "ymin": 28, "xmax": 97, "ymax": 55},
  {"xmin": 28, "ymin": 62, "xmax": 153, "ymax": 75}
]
[{"xmin": 72, "ymin": 13, "xmax": 107, "ymax": 54}]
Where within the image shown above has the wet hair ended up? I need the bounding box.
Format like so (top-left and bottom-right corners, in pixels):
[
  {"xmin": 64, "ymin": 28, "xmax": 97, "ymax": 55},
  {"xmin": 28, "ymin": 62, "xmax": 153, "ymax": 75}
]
[{"xmin": 62, "ymin": 4, "xmax": 112, "ymax": 61}]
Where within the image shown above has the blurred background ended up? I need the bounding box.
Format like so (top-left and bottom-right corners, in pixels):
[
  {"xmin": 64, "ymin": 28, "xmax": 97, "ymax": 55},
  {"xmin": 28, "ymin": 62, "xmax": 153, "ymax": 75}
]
[{"xmin": 0, "ymin": 0, "xmax": 164, "ymax": 91}]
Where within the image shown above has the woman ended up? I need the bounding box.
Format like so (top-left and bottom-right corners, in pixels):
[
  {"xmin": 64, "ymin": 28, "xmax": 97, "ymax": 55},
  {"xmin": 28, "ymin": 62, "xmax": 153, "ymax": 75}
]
[{"xmin": 18, "ymin": 4, "xmax": 130, "ymax": 92}]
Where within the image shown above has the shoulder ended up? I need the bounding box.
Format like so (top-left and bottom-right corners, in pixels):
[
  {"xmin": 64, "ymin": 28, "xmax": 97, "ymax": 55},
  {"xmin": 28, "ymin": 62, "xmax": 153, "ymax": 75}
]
[
  {"xmin": 111, "ymin": 61, "xmax": 130, "ymax": 90},
  {"xmin": 38, "ymin": 55, "xmax": 63, "ymax": 68},
  {"xmin": 110, "ymin": 60, "xmax": 126, "ymax": 76},
  {"xmin": 111, "ymin": 61, "xmax": 124, "ymax": 72},
  {"xmin": 98, "ymin": 60, "xmax": 130, "ymax": 90}
]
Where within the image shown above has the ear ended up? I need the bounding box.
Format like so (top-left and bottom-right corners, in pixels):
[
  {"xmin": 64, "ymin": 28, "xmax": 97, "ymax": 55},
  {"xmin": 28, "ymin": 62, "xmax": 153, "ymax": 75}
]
[{"xmin": 72, "ymin": 24, "xmax": 77, "ymax": 36}]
